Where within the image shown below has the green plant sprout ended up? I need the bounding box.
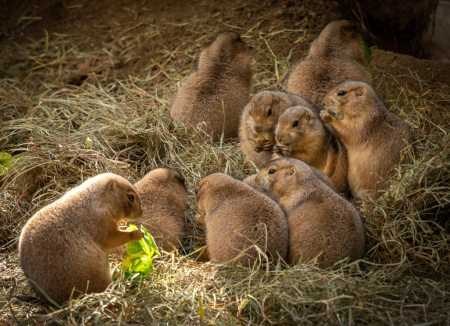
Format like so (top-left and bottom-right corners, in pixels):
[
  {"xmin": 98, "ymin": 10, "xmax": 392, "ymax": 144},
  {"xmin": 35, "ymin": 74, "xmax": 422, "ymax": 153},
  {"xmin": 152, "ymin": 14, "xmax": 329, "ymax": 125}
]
[{"xmin": 122, "ymin": 225, "xmax": 160, "ymax": 280}]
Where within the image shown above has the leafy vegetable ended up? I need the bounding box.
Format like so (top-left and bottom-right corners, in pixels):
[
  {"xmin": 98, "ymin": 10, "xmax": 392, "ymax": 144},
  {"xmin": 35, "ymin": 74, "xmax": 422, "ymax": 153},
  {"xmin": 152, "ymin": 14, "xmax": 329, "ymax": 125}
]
[
  {"xmin": 122, "ymin": 225, "xmax": 160, "ymax": 280},
  {"xmin": 0, "ymin": 153, "xmax": 13, "ymax": 175}
]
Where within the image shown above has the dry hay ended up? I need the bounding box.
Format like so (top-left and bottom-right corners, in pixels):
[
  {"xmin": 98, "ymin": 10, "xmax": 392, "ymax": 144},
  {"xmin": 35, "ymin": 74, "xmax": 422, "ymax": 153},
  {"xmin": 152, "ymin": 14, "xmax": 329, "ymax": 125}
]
[{"xmin": 1, "ymin": 1, "xmax": 450, "ymax": 325}]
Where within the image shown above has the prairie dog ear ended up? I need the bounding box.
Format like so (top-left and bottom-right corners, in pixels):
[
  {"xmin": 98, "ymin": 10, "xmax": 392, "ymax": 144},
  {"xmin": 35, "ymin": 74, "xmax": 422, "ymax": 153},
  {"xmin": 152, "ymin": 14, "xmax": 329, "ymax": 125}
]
[
  {"xmin": 340, "ymin": 22, "xmax": 356, "ymax": 38},
  {"xmin": 272, "ymin": 97, "xmax": 280, "ymax": 105},
  {"xmin": 289, "ymin": 166, "xmax": 296, "ymax": 176},
  {"xmin": 108, "ymin": 180, "xmax": 116, "ymax": 192},
  {"xmin": 171, "ymin": 170, "xmax": 186, "ymax": 188},
  {"xmin": 355, "ymin": 87, "xmax": 365, "ymax": 96}
]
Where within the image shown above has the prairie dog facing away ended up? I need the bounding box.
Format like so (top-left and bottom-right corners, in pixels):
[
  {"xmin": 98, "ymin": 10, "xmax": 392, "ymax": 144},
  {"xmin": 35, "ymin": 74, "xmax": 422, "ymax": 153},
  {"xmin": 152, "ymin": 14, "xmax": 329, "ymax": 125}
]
[
  {"xmin": 321, "ymin": 80, "xmax": 413, "ymax": 199},
  {"xmin": 286, "ymin": 20, "xmax": 370, "ymax": 109},
  {"xmin": 170, "ymin": 32, "xmax": 252, "ymax": 142},
  {"xmin": 239, "ymin": 90, "xmax": 312, "ymax": 169},
  {"xmin": 273, "ymin": 105, "xmax": 349, "ymax": 194},
  {"xmin": 19, "ymin": 173, "xmax": 144, "ymax": 305},
  {"xmin": 133, "ymin": 168, "xmax": 188, "ymax": 252},
  {"xmin": 194, "ymin": 173, "xmax": 289, "ymax": 266},
  {"xmin": 255, "ymin": 158, "xmax": 365, "ymax": 268}
]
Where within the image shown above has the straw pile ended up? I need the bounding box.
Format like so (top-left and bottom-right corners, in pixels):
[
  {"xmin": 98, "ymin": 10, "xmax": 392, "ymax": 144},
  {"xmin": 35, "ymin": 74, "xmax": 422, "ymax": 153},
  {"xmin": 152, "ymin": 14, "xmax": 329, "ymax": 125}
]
[{"xmin": 1, "ymin": 1, "xmax": 449, "ymax": 324}]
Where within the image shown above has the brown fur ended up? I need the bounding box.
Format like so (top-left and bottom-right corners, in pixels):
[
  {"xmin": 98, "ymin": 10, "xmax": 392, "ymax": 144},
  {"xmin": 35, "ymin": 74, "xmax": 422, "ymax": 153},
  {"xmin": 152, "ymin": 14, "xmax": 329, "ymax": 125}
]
[
  {"xmin": 170, "ymin": 32, "xmax": 252, "ymax": 142},
  {"xmin": 194, "ymin": 173, "xmax": 289, "ymax": 266},
  {"xmin": 133, "ymin": 168, "xmax": 188, "ymax": 252},
  {"xmin": 273, "ymin": 106, "xmax": 349, "ymax": 194},
  {"xmin": 321, "ymin": 80, "xmax": 413, "ymax": 199},
  {"xmin": 243, "ymin": 174, "xmax": 279, "ymax": 203},
  {"xmin": 19, "ymin": 173, "xmax": 144, "ymax": 305},
  {"xmin": 286, "ymin": 20, "xmax": 370, "ymax": 109},
  {"xmin": 239, "ymin": 90, "xmax": 312, "ymax": 169},
  {"xmin": 255, "ymin": 158, "xmax": 365, "ymax": 268}
]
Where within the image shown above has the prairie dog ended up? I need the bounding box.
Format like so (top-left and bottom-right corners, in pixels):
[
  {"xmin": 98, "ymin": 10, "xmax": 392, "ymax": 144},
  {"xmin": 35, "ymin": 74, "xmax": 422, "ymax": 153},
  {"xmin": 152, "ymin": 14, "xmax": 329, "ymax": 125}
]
[
  {"xmin": 133, "ymin": 168, "xmax": 188, "ymax": 252},
  {"xmin": 273, "ymin": 106, "xmax": 349, "ymax": 194},
  {"xmin": 170, "ymin": 32, "xmax": 252, "ymax": 142},
  {"xmin": 255, "ymin": 158, "xmax": 365, "ymax": 268},
  {"xmin": 239, "ymin": 90, "xmax": 312, "ymax": 169},
  {"xmin": 194, "ymin": 173, "xmax": 288, "ymax": 266},
  {"xmin": 286, "ymin": 20, "xmax": 370, "ymax": 108},
  {"xmin": 19, "ymin": 173, "xmax": 144, "ymax": 305},
  {"xmin": 321, "ymin": 80, "xmax": 413, "ymax": 199}
]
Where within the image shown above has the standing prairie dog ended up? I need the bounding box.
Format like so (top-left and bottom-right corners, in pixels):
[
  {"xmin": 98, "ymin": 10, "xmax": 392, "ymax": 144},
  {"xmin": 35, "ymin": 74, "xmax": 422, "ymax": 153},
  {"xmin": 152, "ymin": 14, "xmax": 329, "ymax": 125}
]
[
  {"xmin": 273, "ymin": 106, "xmax": 349, "ymax": 194},
  {"xmin": 170, "ymin": 32, "xmax": 252, "ymax": 142},
  {"xmin": 255, "ymin": 158, "xmax": 365, "ymax": 268},
  {"xmin": 321, "ymin": 80, "xmax": 413, "ymax": 199},
  {"xmin": 194, "ymin": 173, "xmax": 289, "ymax": 266},
  {"xmin": 286, "ymin": 20, "xmax": 370, "ymax": 108},
  {"xmin": 19, "ymin": 173, "xmax": 144, "ymax": 305},
  {"xmin": 239, "ymin": 90, "xmax": 312, "ymax": 169},
  {"xmin": 133, "ymin": 168, "xmax": 188, "ymax": 252}
]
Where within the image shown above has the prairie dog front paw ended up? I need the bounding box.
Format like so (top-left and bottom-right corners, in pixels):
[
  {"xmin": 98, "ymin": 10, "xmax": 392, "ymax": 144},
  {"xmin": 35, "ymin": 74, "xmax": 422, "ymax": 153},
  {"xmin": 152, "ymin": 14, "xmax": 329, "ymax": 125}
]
[
  {"xmin": 130, "ymin": 230, "xmax": 145, "ymax": 241},
  {"xmin": 195, "ymin": 213, "xmax": 206, "ymax": 224},
  {"xmin": 320, "ymin": 110, "xmax": 333, "ymax": 123},
  {"xmin": 251, "ymin": 136, "xmax": 267, "ymax": 153}
]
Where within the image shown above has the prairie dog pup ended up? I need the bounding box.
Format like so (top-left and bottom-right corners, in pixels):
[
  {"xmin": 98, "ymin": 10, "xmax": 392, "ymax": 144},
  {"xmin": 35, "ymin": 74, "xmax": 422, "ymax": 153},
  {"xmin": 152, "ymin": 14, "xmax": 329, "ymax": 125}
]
[
  {"xmin": 286, "ymin": 20, "xmax": 370, "ymax": 108},
  {"xmin": 170, "ymin": 32, "xmax": 252, "ymax": 142},
  {"xmin": 133, "ymin": 168, "xmax": 188, "ymax": 252},
  {"xmin": 273, "ymin": 106, "xmax": 349, "ymax": 194},
  {"xmin": 194, "ymin": 173, "xmax": 289, "ymax": 266},
  {"xmin": 255, "ymin": 158, "xmax": 365, "ymax": 268},
  {"xmin": 321, "ymin": 80, "xmax": 413, "ymax": 199},
  {"xmin": 19, "ymin": 173, "xmax": 144, "ymax": 305},
  {"xmin": 239, "ymin": 90, "xmax": 312, "ymax": 169}
]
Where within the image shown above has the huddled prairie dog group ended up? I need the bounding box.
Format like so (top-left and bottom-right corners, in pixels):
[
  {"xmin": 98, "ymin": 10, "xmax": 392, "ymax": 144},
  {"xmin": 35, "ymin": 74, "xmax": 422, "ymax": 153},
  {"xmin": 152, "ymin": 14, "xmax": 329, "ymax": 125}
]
[
  {"xmin": 239, "ymin": 90, "xmax": 313, "ymax": 169},
  {"xmin": 286, "ymin": 20, "xmax": 370, "ymax": 108},
  {"xmin": 133, "ymin": 168, "xmax": 188, "ymax": 251},
  {"xmin": 321, "ymin": 80, "xmax": 413, "ymax": 198},
  {"xmin": 255, "ymin": 158, "xmax": 365, "ymax": 267},
  {"xmin": 18, "ymin": 20, "xmax": 417, "ymax": 305},
  {"xmin": 19, "ymin": 173, "xmax": 144, "ymax": 305},
  {"xmin": 194, "ymin": 173, "xmax": 289, "ymax": 266},
  {"xmin": 170, "ymin": 32, "xmax": 252, "ymax": 142}
]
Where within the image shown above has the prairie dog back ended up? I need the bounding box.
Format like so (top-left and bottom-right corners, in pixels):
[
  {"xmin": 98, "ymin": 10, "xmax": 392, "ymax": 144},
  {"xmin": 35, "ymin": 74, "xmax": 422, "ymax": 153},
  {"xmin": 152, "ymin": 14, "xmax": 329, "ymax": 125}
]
[
  {"xmin": 286, "ymin": 20, "xmax": 370, "ymax": 109},
  {"xmin": 170, "ymin": 32, "xmax": 252, "ymax": 142},
  {"xmin": 194, "ymin": 173, "xmax": 289, "ymax": 266},
  {"xmin": 133, "ymin": 168, "xmax": 188, "ymax": 251}
]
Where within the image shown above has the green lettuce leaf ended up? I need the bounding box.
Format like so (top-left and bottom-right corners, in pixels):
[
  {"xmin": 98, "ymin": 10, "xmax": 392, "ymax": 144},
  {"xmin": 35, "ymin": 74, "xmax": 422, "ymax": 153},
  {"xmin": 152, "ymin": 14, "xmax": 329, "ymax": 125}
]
[
  {"xmin": 122, "ymin": 225, "xmax": 160, "ymax": 280},
  {"xmin": 0, "ymin": 153, "xmax": 13, "ymax": 175}
]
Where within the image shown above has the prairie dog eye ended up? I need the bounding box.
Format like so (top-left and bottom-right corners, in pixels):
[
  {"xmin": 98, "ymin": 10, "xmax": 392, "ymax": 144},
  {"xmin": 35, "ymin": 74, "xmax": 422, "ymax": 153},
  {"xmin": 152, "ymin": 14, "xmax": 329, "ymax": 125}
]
[
  {"xmin": 268, "ymin": 109, "xmax": 272, "ymax": 116},
  {"xmin": 292, "ymin": 121, "xmax": 299, "ymax": 127},
  {"xmin": 268, "ymin": 169, "xmax": 276, "ymax": 174},
  {"xmin": 338, "ymin": 90, "xmax": 346, "ymax": 96},
  {"xmin": 127, "ymin": 194, "xmax": 134, "ymax": 203},
  {"xmin": 195, "ymin": 189, "xmax": 199, "ymax": 195}
]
